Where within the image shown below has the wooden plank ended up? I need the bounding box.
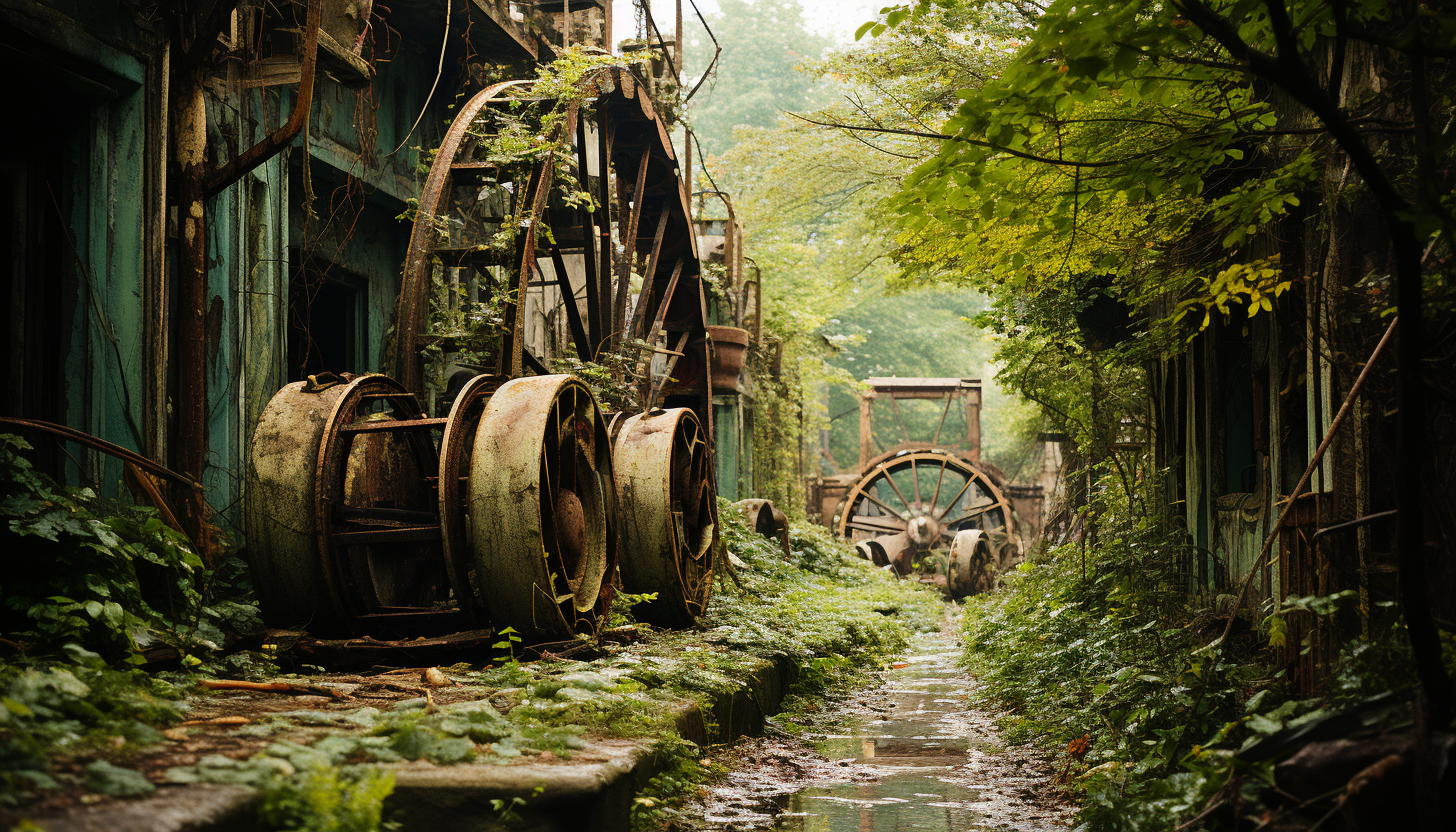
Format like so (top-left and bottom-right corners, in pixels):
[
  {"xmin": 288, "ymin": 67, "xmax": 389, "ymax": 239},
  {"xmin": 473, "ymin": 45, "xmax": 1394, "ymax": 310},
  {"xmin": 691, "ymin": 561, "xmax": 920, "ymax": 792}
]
[
  {"xmin": 645, "ymin": 331, "xmax": 691, "ymax": 411},
  {"xmin": 339, "ymin": 418, "xmax": 448, "ymax": 433},
  {"xmin": 332, "ymin": 526, "xmax": 442, "ymax": 545},
  {"xmin": 637, "ymin": 259, "xmax": 685, "ymax": 365}
]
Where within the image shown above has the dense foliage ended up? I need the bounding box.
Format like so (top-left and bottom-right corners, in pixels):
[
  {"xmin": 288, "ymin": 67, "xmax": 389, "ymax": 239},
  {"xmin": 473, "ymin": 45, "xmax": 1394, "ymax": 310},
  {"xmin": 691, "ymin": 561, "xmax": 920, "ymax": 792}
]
[
  {"xmin": 965, "ymin": 484, "xmax": 1456, "ymax": 830},
  {"xmin": 0, "ymin": 435, "xmax": 259, "ymax": 667}
]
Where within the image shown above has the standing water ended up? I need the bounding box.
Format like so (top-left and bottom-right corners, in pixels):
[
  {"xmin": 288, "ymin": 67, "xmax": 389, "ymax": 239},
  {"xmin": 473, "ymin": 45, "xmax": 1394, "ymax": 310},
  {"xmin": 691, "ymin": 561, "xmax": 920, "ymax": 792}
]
[{"xmin": 693, "ymin": 627, "xmax": 1074, "ymax": 830}]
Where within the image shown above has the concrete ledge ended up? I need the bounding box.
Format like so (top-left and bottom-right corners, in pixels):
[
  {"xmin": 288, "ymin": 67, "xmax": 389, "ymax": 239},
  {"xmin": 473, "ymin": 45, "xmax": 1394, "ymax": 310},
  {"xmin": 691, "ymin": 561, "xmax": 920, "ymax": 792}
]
[
  {"xmin": 24, "ymin": 654, "xmax": 801, "ymax": 832},
  {"xmin": 33, "ymin": 784, "xmax": 258, "ymax": 832},
  {"xmin": 386, "ymin": 654, "xmax": 798, "ymax": 832}
]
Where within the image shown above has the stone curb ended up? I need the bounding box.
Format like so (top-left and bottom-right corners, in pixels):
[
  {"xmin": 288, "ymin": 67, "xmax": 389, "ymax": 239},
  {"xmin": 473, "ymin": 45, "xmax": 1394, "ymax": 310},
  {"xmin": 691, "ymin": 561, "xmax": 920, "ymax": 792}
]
[{"xmin": 31, "ymin": 655, "xmax": 798, "ymax": 832}]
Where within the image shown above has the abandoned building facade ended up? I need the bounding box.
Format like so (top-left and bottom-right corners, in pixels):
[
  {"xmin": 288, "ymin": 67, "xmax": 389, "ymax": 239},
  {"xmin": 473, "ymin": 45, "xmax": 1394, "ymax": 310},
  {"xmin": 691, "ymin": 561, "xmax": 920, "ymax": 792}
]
[{"xmin": 2, "ymin": 0, "xmax": 778, "ymax": 543}]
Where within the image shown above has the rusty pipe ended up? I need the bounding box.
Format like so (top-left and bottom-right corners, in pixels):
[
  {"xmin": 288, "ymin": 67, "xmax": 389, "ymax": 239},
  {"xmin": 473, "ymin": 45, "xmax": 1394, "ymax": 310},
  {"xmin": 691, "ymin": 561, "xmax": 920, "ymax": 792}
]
[
  {"xmin": 204, "ymin": 0, "xmax": 322, "ymax": 197},
  {"xmin": 0, "ymin": 416, "xmax": 199, "ymax": 488},
  {"xmin": 1310, "ymin": 510, "xmax": 1398, "ymax": 546},
  {"xmin": 1211, "ymin": 315, "xmax": 1399, "ymax": 650}
]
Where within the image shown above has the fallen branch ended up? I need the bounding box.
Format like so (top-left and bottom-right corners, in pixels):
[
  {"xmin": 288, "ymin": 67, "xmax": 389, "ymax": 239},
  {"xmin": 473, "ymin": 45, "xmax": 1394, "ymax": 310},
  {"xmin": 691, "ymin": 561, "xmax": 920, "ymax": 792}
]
[
  {"xmin": 180, "ymin": 716, "xmax": 252, "ymax": 727},
  {"xmin": 199, "ymin": 679, "xmax": 349, "ymax": 700}
]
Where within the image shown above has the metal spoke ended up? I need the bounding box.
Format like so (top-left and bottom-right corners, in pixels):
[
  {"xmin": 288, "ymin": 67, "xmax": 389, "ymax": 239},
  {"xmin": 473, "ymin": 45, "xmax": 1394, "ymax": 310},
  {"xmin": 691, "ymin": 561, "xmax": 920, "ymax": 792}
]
[
  {"xmin": 847, "ymin": 515, "xmax": 905, "ymax": 532},
  {"xmin": 878, "ymin": 468, "xmax": 913, "ymax": 513},
  {"xmin": 942, "ymin": 501, "xmax": 999, "ymax": 528},
  {"xmin": 931, "ymin": 396, "xmax": 953, "ymax": 445},
  {"xmin": 848, "ymin": 518, "xmax": 908, "ymax": 535},
  {"xmin": 929, "ymin": 456, "xmax": 949, "ymax": 513},
  {"xmin": 858, "ymin": 490, "xmax": 908, "ymax": 520},
  {"xmin": 935, "ymin": 472, "xmax": 979, "ymax": 521},
  {"xmin": 890, "ymin": 396, "xmax": 911, "ymax": 444},
  {"xmin": 910, "ymin": 456, "xmax": 922, "ymax": 508}
]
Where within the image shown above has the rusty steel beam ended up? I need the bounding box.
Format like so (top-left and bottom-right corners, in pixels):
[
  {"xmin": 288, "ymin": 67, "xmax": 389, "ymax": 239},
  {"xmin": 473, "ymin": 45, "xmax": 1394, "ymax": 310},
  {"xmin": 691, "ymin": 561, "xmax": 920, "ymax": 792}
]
[
  {"xmin": 609, "ymin": 151, "xmax": 650, "ymax": 352},
  {"xmin": 0, "ymin": 416, "xmax": 197, "ymax": 488},
  {"xmin": 628, "ymin": 208, "xmax": 670, "ymax": 340},
  {"xmin": 171, "ymin": 0, "xmax": 321, "ymax": 565},
  {"xmin": 547, "ymin": 247, "xmax": 593, "ymax": 360},
  {"xmin": 171, "ymin": 51, "xmax": 213, "ymax": 561},
  {"xmin": 574, "ymin": 112, "xmax": 604, "ymax": 357},
  {"xmin": 596, "ymin": 105, "xmax": 613, "ymax": 351},
  {"xmin": 204, "ymin": 0, "xmax": 321, "ymax": 197}
]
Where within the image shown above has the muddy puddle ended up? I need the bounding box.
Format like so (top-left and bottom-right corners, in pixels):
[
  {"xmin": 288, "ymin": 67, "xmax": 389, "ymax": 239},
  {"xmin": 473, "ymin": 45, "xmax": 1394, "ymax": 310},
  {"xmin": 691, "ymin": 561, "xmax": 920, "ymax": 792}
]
[{"xmin": 690, "ymin": 628, "xmax": 1075, "ymax": 831}]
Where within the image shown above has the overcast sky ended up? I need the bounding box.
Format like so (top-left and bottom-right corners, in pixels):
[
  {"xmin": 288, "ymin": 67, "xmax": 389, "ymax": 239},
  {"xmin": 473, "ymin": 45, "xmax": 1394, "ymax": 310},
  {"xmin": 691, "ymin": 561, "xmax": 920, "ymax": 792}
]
[{"xmin": 610, "ymin": 0, "xmax": 885, "ymax": 45}]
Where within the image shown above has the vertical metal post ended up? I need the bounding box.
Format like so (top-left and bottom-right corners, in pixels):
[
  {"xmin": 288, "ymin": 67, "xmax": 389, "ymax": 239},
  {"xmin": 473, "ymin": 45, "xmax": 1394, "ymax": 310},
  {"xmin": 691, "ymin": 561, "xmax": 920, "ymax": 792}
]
[
  {"xmin": 965, "ymin": 386, "xmax": 981, "ymax": 463},
  {"xmin": 858, "ymin": 393, "xmax": 874, "ymax": 471},
  {"xmin": 172, "ymin": 60, "xmax": 212, "ymax": 560}
]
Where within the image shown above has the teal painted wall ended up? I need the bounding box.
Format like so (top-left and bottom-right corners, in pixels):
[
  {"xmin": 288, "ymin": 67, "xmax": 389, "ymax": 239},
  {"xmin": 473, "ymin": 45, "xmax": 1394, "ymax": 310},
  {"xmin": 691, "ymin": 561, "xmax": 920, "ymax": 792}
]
[{"xmin": 3, "ymin": 1, "xmax": 455, "ymax": 537}]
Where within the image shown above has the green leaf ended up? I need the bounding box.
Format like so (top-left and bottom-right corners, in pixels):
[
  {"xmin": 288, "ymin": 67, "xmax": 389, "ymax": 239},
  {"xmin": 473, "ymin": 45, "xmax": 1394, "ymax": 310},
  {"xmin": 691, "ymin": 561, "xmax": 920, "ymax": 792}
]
[{"xmin": 84, "ymin": 761, "xmax": 156, "ymax": 797}]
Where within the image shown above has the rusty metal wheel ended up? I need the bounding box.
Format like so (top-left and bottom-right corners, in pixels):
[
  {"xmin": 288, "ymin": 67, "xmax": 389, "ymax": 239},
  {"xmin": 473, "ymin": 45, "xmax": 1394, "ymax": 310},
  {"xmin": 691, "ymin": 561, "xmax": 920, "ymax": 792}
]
[
  {"xmin": 948, "ymin": 529, "xmax": 995, "ymax": 599},
  {"xmin": 313, "ymin": 375, "xmax": 450, "ymax": 632},
  {"xmin": 247, "ymin": 374, "xmax": 457, "ymax": 636},
  {"xmin": 834, "ymin": 451, "xmax": 1014, "ymax": 556},
  {"xmin": 246, "ymin": 377, "xmax": 353, "ymax": 634},
  {"xmin": 394, "ymin": 67, "xmax": 703, "ymax": 396},
  {"xmin": 437, "ymin": 373, "xmax": 502, "ymax": 627},
  {"xmin": 613, "ymin": 407, "xmax": 716, "ymax": 627},
  {"xmin": 468, "ymin": 374, "xmax": 618, "ymax": 639}
]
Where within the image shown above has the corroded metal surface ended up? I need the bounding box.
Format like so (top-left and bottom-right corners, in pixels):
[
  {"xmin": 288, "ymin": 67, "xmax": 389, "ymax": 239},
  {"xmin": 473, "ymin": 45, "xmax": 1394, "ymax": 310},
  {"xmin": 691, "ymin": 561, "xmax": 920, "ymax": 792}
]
[
  {"xmin": 314, "ymin": 376, "xmax": 442, "ymax": 629},
  {"xmin": 438, "ymin": 374, "xmax": 501, "ymax": 627},
  {"xmin": 948, "ymin": 529, "xmax": 994, "ymax": 599},
  {"xmin": 248, "ymin": 374, "xmax": 454, "ymax": 636},
  {"xmin": 245, "ymin": 380, "xmax": 351, "ymax": 633},
  {"xmin": 614, "ymin": 407, "xmax": 716, "ymax": 627},
  {"xmin": 468, "ymin": 375, "xmax": 618, "ymax": 638}
]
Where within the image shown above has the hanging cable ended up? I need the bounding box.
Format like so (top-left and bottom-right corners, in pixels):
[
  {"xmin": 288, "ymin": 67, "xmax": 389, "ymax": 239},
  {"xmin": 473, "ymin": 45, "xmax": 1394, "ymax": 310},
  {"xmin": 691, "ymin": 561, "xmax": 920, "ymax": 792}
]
[{"xmin": 388, "ymin": 0, "xmax": 450, "ymax": 155}]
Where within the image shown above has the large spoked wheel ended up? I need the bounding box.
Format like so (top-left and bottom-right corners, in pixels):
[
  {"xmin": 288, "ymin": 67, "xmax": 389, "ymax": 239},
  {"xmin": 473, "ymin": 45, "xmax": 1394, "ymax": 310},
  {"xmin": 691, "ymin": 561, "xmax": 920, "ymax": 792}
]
[
  {"xmin": 613, "ymin": 407, "xmax": 717, "ymax": 627},
  {"xmin": 469, "ymin": 375, "xmax": 618, "ymax": 639},
  {"xmin": 834, "ymin": 450, "xmax": 1014, "ymax": 573},
  {"xmin": 395, "ymin": 68, "xmax": 700, "ymax": 392}
]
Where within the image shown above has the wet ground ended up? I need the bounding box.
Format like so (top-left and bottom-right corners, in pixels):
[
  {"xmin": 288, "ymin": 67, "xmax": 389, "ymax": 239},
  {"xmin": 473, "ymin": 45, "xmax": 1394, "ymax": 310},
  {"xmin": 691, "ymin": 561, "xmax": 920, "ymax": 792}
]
[{"xmin": 690, "ymin": 624, "xmax": 1076, "ymax": 831}]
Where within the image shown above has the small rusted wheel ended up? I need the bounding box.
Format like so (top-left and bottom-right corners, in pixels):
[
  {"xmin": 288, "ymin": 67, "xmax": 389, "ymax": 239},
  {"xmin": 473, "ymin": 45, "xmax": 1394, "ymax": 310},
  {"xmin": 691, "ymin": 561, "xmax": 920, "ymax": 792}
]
[
  {"xmin": 614, "ymin": 407, "xmax": 716, "ymax": 627},
  {"xmin": 948, "ymin": 529, "xmax": 995, "ymax": 600},
  {"xmin": 247, "ymin": 374, "xmax": 448, "ymax": 636},
  {"xmin": 468, "ymin": 374, "xmax": 618, "ymax": 639},
  {"xmin": 246, "ymin": 378, "xmax": 353, "ymax": 634},
  {"xmin": 438, "ymin": 374, "xmax": 502, "ymax": 627}
]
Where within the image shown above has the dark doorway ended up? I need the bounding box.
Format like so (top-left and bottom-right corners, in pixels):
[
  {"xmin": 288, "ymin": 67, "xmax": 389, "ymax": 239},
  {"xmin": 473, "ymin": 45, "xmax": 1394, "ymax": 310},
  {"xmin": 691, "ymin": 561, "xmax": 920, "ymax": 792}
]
[
  {"xmin": 288, "ymin": 257, "xmax": 366, "ymax": 381},
  {"xmin": 0, "ymin": 45, "xmax": 87, "ymax": 478}
]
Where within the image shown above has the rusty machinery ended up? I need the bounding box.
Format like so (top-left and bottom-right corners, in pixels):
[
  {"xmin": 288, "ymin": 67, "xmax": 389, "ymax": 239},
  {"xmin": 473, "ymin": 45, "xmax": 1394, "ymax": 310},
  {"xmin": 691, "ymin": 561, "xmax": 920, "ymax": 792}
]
[
  {"xmin": 246, "ymin": 66, "xmax": 720, "ymax": 641},
  {"xmin": 815, "ymin": 378, "xmax": 1028, "ymax": 598}
]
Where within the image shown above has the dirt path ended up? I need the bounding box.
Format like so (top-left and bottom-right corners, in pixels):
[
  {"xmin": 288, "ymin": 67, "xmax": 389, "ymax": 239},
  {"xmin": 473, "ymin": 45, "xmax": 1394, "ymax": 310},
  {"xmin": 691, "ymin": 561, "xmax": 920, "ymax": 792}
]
[{"xmin": 688, "ymin": 621, "xmax": 1077, "ymax": 830}]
